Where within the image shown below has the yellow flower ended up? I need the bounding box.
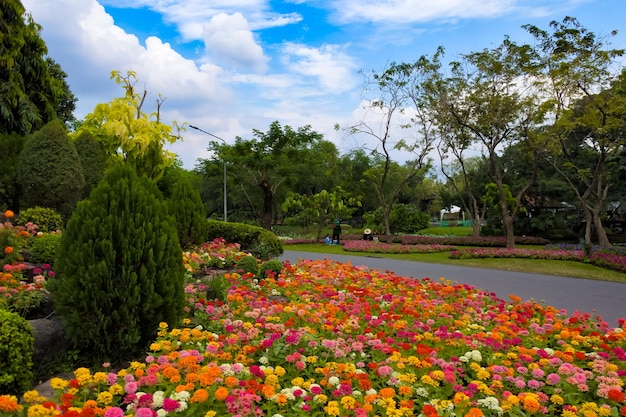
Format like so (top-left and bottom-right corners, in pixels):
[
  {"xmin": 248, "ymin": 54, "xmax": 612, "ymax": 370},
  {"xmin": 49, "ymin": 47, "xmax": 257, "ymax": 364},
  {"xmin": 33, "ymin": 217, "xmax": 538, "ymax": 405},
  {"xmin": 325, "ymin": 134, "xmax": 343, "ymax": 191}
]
[
  {"xmin": 26, "ymin": 404, "xmax": 55, "ymax": 417},
  {"xmin": 291, "ymin": 377, "xmax": 304, "ymax": 386},
  {"xmin": 550, "ymin": 394, "xmax": 564, "ymax": 405},
  {"xmin": 109, "ymin": 384, "xmax": 124, "ymax": 395},
  {"xmin": 49, "ymin": 378, "xmax": 68, "ymax": 390},
  {"xmin": 97, "ymin": 391, "xmax": 113, "ymax": 405},
  {"xmin": 274, "ymin": 366, "xmax": 286, "ymax": 376},
  {"xmin": 341, "ymin": 395, "xmax": 356, "ymax": 410},
  {"xmin": 22, "ymin": 390, "xmax": 46, "ymax": 403},
  {"xmin": 324, "ymin": 400, "xmax": 340, "ymax": 416},
  {"xmin": 204, "ymin": 412, "xmax": 217, "ymax": 417},
  {"xmin": 92, "ymin": 372, "xmax": 108, "ymax": 384}
]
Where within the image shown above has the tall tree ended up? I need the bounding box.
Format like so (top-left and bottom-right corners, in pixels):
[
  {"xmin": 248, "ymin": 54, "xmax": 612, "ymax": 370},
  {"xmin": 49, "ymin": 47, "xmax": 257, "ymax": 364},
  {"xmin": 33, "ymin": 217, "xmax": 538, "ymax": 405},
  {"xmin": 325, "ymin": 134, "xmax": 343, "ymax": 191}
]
[
  {"xmin": 202, "ymin": 121, "xmax": 326, "ymax": 229},
  {"xmin": 0, "ymin": 132, "xmax": 27, "ymax": 211},
  {"xmin": 18, "ymin": 120, "xmax": 85, "ymax": 218},
  {"xmin": 343, "ymin": 55, "xmax": 439, "ymax": 236},
  {"xmin": 0, "ymin": 1, "xmax": 57, "ymax": 135},
  {"xmin": 525, "ymin": 17, "xmax": 625, "ymax": 247},
  {"xmin": 429, "ymin": 38, "xmax": 549, "ymax": 247},
  {"xmin": 78, "ymin": 70, "xmax": 183, "ymax": 180},
  {"xmin": 47, "ymin": 58, "xmax": 78, "ymax": 129}
]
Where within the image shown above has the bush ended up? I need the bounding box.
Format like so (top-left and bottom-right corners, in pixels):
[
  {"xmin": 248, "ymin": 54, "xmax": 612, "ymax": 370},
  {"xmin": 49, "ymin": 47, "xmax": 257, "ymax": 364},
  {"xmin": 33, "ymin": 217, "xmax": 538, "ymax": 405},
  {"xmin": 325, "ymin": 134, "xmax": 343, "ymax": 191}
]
[
  {"xmin": 0, "ymin": 309, "xmax": 34, "ymax": 395},
  {"xmin": 29, "ymin": 233, "xmax": 62, "ymax": 265},
  {"xmin": 50, "ymin": 164, "xmax": 186, "ymax": 363},
  {"xmin": 73, "ymin": 131, "xmax": 105, "ymax": 200},
  {"xmin": 207, "ymin": 220, "xmax": 283, "ymax": 260},
  {"xmin": 168, "ymin": 178, "xmax": 208, "ymax": 249},
  {"xmin": 363, "ymin": 204, "xmax": 430, "ymax": 234},
  {"xmin": 258, "ymin": 259, "xmax": 283, "ymax": 280},
  {"xmin": 16, "ymin": 206, "xmax": 64, "ymax": 233},
  {"xmin": 18, "ymin": 120, "xmax": 85, "ymax": 219},
  {"xmin": 235, "ymin": 255, "xmax": 259, "ymax": 275}
]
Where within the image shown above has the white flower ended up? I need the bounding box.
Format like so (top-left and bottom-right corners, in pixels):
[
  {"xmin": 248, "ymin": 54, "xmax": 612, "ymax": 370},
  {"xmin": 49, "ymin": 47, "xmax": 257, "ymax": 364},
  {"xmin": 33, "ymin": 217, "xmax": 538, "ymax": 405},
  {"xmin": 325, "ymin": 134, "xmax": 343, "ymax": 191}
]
[
  {"xmin": 259, "ymin": 356, "xmax": 269, "ymax": 365},
  {"xmin": 156, "ymin": 410, "xmax": 168, "ymax": 417},
  {"xmin": 365, "ymin": 389, "xmax": 378, "ymax": 396},
  {"xmin": 152, "ymin": 391, "xmax": 165, "ymax": 408},
  {"xmin": 415, "ymin": 388, "xmax": 429, "ymax": 397},
  {"xmin": 328, "ymin": 376, "xmax": 340, "ymax": 386},
  {"xmin": 172, "ymin": 390, "xmax": 190, "ymax": 401}
]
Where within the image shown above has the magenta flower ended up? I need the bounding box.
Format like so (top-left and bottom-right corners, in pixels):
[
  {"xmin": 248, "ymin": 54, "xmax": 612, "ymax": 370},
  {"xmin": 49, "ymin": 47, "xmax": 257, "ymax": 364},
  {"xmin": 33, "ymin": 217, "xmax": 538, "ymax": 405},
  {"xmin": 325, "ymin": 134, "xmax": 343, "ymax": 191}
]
[{"xmin": 104, "ymin": 407, "xmax": 124, "ymax": 417}]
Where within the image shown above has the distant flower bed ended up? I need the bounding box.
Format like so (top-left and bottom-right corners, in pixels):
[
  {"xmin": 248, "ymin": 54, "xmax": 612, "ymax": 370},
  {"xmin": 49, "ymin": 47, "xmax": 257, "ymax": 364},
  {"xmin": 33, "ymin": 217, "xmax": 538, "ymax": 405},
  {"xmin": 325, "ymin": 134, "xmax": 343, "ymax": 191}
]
[
  {"xmin": 281, "ymin": 238, "xmax": 319, "ymax": 245},
  {"xmin": 182, "ymin": 238, "xmax": 250, "ymax": 272},
  {"xmin": 344, "ymin": 240, "xmax": 455, "ymax": 254},
  {"xmin": 379, "ymin": 235, "xmax": 550, "ymax": 247},
  {"xmin": 6, "ymin": 258, "xmax": 626, "ymax": 417},
  {"xmin": 449, "ymin": 248, "xmax": 586, "ymax": 261}
]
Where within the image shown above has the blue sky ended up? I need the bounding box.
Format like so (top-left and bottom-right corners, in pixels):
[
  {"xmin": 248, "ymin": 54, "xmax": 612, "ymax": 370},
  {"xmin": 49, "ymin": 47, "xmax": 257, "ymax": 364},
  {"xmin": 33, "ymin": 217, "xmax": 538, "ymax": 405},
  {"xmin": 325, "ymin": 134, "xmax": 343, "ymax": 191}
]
[{"xmin": 22, "ymin": 0, "xmax": 626, "ymax": 169}]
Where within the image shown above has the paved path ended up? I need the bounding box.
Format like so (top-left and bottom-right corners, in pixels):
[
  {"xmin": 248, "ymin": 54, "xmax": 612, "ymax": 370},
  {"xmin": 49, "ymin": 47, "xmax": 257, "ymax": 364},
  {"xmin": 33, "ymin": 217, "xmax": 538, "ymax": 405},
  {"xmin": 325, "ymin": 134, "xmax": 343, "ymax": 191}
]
[{"xmin": 279, "ymin": 250, "xmax": 626, "ymax": 327}]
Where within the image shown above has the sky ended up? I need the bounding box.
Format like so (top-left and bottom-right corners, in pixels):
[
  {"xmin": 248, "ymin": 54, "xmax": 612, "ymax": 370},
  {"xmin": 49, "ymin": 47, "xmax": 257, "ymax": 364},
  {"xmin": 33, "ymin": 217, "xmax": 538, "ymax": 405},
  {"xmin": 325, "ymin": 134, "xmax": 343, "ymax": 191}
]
[{"xmin": 22, "ymin": 0, "xmax": 626, "ymax": 170}]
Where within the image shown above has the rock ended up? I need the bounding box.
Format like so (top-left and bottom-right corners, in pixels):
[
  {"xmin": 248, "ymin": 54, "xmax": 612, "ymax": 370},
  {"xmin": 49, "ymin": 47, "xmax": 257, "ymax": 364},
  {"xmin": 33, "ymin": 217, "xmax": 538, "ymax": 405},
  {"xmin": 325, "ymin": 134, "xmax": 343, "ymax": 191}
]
[{"xmin": 29, "ymin": 318, "xmax": 71, "ymax": 370}]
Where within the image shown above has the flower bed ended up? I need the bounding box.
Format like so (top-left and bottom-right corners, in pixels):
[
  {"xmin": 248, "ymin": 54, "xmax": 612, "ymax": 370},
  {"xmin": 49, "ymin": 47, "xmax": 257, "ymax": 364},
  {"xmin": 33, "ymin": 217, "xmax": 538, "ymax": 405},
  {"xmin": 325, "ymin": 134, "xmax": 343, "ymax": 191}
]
[
  {"xmin": 449, "ymin": 248, "xmax": 587, "ymax": 261},
  {"xmin": 182, "ymin": 238, "xmax": 251, "ymax": 273},
  {"xmin": 344, "ymin": 240, "xmax": 456, "ymax": 254},
  {"xmin": 4, "ymin": 258, "xmax": 625, "ymax": 417},
  {"xmin": 379, "ymin": 235, "xmax": 550, "ymax": 247}
]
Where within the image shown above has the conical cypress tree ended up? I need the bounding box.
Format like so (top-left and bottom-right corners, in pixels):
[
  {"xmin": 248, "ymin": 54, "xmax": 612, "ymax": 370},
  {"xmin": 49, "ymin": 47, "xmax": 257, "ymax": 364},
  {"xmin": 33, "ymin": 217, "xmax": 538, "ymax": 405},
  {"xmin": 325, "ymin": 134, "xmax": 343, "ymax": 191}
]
[
  {"xmin": 50, "ymin": 164, "xmax": 185, "ymax": 363},
  {"xmin": 168, "ymin": 178, "xmax": 208, "ymax": 249}
]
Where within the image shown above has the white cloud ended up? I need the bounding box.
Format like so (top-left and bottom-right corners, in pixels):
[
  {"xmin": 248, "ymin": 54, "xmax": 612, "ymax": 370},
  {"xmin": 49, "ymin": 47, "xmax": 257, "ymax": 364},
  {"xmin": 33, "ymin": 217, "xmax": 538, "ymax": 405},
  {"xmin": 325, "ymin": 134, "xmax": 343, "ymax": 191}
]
[
  {"xmin": 281, "ymin": 43, "xmax": 359, "ymax": 93},
  {"xmin": 201, "ymin": 13, "xmax": 269, "ymax": 72}
]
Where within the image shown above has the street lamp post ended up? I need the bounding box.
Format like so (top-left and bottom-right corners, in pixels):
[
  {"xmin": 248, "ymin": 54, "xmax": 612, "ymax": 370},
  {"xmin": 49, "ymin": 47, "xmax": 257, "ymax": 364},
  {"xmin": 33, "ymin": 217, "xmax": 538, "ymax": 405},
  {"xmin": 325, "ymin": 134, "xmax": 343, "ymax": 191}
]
[{"xmin": 189, "ymin": 125, "xmax": 228, "ymax": 222}]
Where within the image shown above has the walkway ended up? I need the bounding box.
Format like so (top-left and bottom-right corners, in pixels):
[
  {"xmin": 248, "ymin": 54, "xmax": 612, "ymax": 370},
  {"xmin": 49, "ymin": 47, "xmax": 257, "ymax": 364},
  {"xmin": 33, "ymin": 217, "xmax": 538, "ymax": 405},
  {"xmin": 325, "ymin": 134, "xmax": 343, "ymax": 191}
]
[{"xmin": 279, "ymin": 250, "xmax": 626, "ymax": 327}]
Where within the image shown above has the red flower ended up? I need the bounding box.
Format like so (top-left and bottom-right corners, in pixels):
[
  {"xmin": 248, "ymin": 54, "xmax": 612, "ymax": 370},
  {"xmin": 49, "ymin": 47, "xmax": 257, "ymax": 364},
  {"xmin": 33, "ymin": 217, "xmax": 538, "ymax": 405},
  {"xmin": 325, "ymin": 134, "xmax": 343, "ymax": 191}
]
[{"xmin": 608, "ymin": 389, "xmax": 625, "ymax": 402}]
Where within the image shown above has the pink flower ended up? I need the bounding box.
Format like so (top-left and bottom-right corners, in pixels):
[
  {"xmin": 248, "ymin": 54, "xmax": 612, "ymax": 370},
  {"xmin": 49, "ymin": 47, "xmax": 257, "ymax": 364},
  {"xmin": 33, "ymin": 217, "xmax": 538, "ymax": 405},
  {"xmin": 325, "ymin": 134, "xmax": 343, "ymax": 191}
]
[
  {"xmin": 162, "ymin": 398, "xmax": 180, "ymax": 412},
  {"xmin": 124, "ymin": 382, "xmax": 138, "ymax": 394},
  {"xmin": 546, "ymin": 373, "xmax": 561, "ymax": 385},
  {"xmin": 104, "ymin": 407, "xmax": 124, "ymax": 417},
  {"xmin": 135, "ymin": 408, "xmax": 155, "ymax": 417},
  {"xmin": 377, "ymin": 365, "xmax": 393, "ymax": 376}
]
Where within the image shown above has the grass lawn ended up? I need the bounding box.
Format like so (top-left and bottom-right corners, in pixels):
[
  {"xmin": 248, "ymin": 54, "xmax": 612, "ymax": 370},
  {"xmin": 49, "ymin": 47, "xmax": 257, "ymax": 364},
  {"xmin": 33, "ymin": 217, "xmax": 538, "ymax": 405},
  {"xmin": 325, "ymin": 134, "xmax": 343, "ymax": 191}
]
[{"xmin": 285, "ymin": 242, "xmax": 626, "ymax": 283}]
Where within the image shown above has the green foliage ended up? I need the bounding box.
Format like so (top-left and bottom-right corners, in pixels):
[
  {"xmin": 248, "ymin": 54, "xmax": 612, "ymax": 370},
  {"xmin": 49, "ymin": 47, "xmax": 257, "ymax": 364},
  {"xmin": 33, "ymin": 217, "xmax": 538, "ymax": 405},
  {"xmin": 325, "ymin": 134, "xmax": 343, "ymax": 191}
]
[
  {"xmin": 18, "ymin": 120, "xmax": 85, "ymax": 219},
  {"xmin": 78, "ymin": 70, "xmax": 183, "ymax": 180},
  {"xmin": 235, "ymin": 255, "xmax": 259, "ymax": 275},
  {"xmin": 16, "ymin": 206, "xmax": 64, "ymax": 232},
  {"xmin": 204, "ymin": 274, "xmax": 229, "ymax": 302},
  {"xmin": 29, "ymin": 233, "xmax": 62, "ymax": 265},
  {"xmin": 363, "ymin": 204, "xmax": 430, "ymax": 234},
  {"xmin": 0, "ymin": 309, "xmax": 34, "ymax": 395},
  {"xmin": 0, "ymin": 1, "xmax": 56, "ymax": 136},
  {"xmin": 168, "ymin": 178, "xmax": 208, "ymax": 249},
  {"xmin": 258, "ymin": 259, "xmax": 283, "ymax": 280},
  {"xmin": 0, "ymin": 132, "xmax": 27, "ymax": 211},
  {"xmin": 50, "ymin": 164, "xmax": 186, "ymax": 363},
  {"xmin": 281, "ymin": 187, "xmax": 360, "ymax": 240},
  {"xmin": 73, "ymin": 131, "xmax": 105, "ymax": 199},
  {"xmin": 207, "ymin": 220, "xmax": 283, "ymax": 260}
]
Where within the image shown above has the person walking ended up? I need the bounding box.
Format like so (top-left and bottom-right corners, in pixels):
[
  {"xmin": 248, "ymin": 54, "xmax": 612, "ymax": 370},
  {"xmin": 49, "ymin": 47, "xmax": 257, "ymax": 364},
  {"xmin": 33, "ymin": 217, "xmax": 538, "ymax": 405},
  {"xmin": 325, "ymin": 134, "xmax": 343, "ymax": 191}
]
[{"xmin": 331, "ymin": 219, "xmax": 342, "ymax": 244}]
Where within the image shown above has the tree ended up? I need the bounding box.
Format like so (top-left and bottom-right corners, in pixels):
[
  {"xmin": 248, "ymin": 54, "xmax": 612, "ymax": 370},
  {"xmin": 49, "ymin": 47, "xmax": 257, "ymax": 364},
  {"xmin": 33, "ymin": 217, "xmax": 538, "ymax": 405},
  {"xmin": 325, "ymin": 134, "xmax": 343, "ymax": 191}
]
[
  {"xmin": 429, "ymin": 39, "xmax": 549, "ymax": 247},
  {"xmin": 0, "ymin": 1, "xmax": 70, "ymax": 135},
  {"xmin": 0, "ymin": 132, "xmax": 27, "ymax": 211},
  {"xmin": 46, "ymin": 58, "xmax": 78, "ymax": 129},
  {"xmin": 168, "ymin": 177, "xmax": 208, "ymax": 249},
  {"xmin": 525, "ymin": 17, "xmax": 625, "ymax": 247},
  {"xmin": 203, "ymin": 121, "xmax": 326, "ymax": 229},
  {"xmin": 78, "ymin": 70, "xmax": 183, "ymax": 180},
  {"xmin": 51, "ymin": 164, "xmax": 185, "ymax": 363},
  {"xmin": 73, "ymin": 131, "xmax": 105, "ymax": 200},
  {"xmin": 18, "ymin": 120, "xmax": 84, "ymax": 218},
  {"xmin": 342, "ymin": 56, "xmax": 439, "ymax": 236},
  {"xmin": 281, "ymin": 187, "xmax": 360, "ymax": 240}
]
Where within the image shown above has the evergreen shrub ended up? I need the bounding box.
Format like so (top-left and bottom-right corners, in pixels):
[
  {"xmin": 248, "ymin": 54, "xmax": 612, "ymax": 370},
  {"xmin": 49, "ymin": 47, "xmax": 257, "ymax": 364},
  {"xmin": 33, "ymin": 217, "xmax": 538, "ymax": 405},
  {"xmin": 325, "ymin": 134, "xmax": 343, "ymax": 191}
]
[
  {"xmin": 29, "ymin": 233, "xmax": 62, "ymax": 265},
  {"xmin": 16, "ymin": 206, "xmax": 63, "ymax": 232},
  {"xmin": 18, "ymin": 120, "xmax": 85, "ymax": 219},
  {"xmin": 258, "ymin": 259, "xmax": 283, "ymax": 280},
  {"xmin": 0, "ymin": 309, "xmax": 34, "ymax": 395},
  {"xmin": 235, "ymin": 255, "xmax": 259, "ymax": 275},
  {"xmin": 207, "ymin": 220, "xmax": 283, "ymax": 260},
  {"xmin": 50, "ymin": 164, "xmax": 186, "ymax": 363},
  {"xmin": 168, "ymin": 178, "xmax": 208, "ymax": 249},
  {"xmin": 73, "ymin": 131, "xmax": 105, "ymax": 199}
]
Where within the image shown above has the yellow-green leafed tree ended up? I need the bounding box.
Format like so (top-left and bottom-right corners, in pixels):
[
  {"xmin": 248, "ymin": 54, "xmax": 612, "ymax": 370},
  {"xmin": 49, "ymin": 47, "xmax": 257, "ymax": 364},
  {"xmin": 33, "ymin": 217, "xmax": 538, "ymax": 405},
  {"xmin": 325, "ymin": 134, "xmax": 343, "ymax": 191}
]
[{"xmin": 78, "ymin": 70, "xmax": 183, "ymax": 180}]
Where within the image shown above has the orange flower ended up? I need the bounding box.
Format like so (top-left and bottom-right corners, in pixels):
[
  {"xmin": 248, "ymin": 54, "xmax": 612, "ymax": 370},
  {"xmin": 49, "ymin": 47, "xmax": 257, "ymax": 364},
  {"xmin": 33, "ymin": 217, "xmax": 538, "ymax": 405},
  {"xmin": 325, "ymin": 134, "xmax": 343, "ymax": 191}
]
[
  {"xmin": 214, "ymin": 387, "xmax": 229, "ymax": 401},
  {"xmin": 0, "ymin": 395, "xmax": 21, "ymax": 413},
  {"xmin": 190, "ymin": 389, "xmax": 209, "ymax": 403},
  {"xmin": 379, "ymin": 387, "xmax": 395, "ymax": 398},
  {"xmin": 3, "ymin": 210, "xmax": 14, "ymax": 219},
  {"xmin": 3, "ymin": 246, "xmax": 13, "ymax": 255},
  {"xmin": 465, "ymin": 408, "xmax": 484, "ymax": 417},
  {"xmin": 224, "ymin": 376, "xmax": 239, "ymax": 387}
]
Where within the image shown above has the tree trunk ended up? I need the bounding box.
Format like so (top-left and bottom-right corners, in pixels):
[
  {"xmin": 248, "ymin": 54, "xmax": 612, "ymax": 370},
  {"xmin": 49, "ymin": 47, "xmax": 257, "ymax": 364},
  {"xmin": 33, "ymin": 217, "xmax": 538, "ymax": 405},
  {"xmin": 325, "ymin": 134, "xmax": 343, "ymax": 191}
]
[
  {"xmin": 591, "ymin": 205, "xmax": 611, "ymax": 248},
  {"xmin": 502, "ymin": 213, "xmax": 516, "ymax": 248},
  {"xmin": 260, "ymin": 182, "xmax": 273, "ymax": 230},
  {"xmin": 383, "ymin": 206, "xmax": 392, "ymax": 237},
  {"xmin": 583, "ymin": 209, "xmax": 593, "ymax": 245}
]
